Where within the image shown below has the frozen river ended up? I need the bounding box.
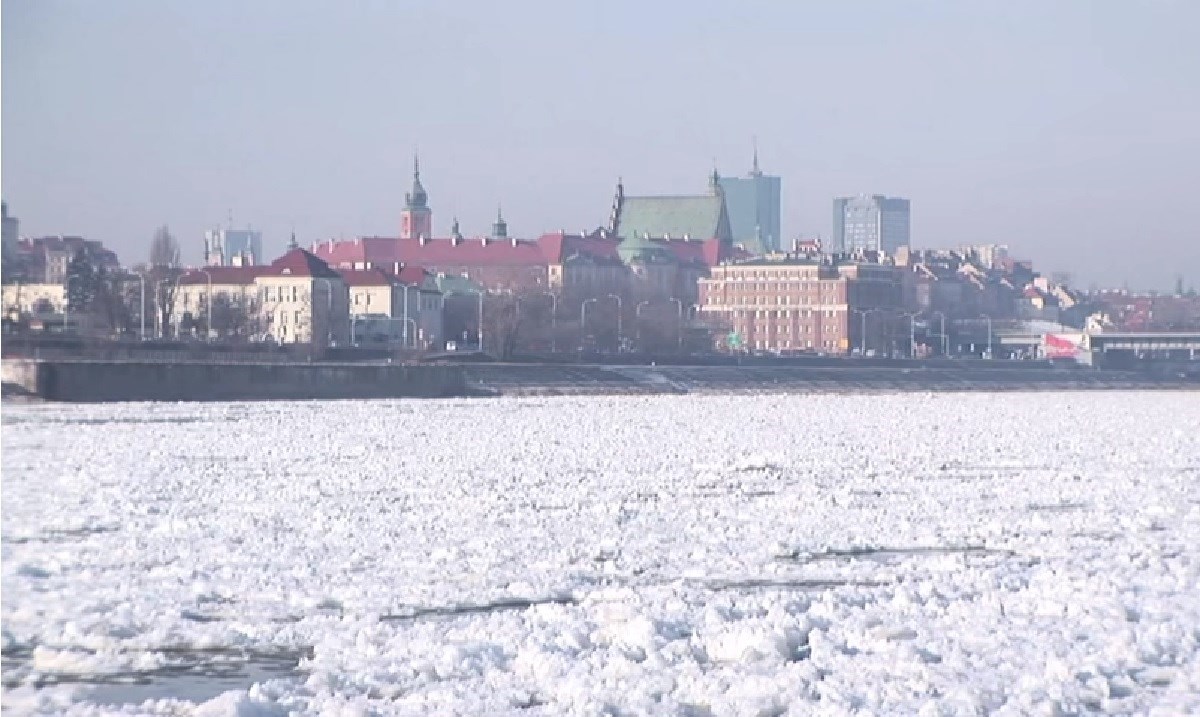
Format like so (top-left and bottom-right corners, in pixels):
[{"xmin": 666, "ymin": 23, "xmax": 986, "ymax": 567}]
[{"xmin": 3, "ymin": 393, "xmax": 1199, "ymax": 715}]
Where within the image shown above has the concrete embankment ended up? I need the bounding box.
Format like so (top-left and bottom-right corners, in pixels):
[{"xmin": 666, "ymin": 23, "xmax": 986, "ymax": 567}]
[
  {"xmin": 1, "ymin": 359, "xmax": 465, "ymax": 402},
  {"xmin": 463, "ymin": 363, "xmax": 1199, "ymax": 396},
  {"xmin": 3, "ymin": 359, "xmax": 1196, "ymax": 402}
]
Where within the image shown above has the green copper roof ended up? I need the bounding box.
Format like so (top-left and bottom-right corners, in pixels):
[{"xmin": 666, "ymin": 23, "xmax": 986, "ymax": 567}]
[
  {"xmin": 617, "ymin": 195, "xmax": 726, "ymax": 242},
  {"xmin": 613, "ymin": 195, "xmax": 733, "ymax": 263}
]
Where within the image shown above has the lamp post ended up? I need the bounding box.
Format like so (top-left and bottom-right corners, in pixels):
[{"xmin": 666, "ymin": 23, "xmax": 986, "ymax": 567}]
[
  {"xmin": 446, "ymin": 290, "xmax": 483, "ymax": 351},
  {"xmin": 668, "ymin": 298, "xmax": 683, "ymax": 350},
  {"xmin": 896, "ymin": 312, "xmax": 920, "ymax": 359},
  {"xmin": 404, "ymin": 316, "xmax": 418, "ymax": 348},
  {"xmin": 606, "ymin": 293, "xmax": 623, "ymax": 350},
  {"xmin": 197, "ymin": 269, "xmax": 213, "ymax": 341},
  {"xmin": 516, "ymin": 291, "xmax": 558, "ymax": 354},
  {"xmin": 311, "ymin": 278, "xmax": 338, "ymax": 348},
  {"xmin": 156, "ymin": 276, "xmax": 181, "ymax": 339},
  {"xmin": 980, "ymin": 313, "xmax": 994, "ymax": 359},
  {"xmin": 929, "ymin": 310, "xmax": 948, "ymax": 357},
  {"xmin": 63, "ymin": 274, "xmax": 81, "ymax": 335},
  {"xmin": 132, "ymin": 272, "xmax": 146, "ymax": 341},
  {"xmin": 850, "ymin": 308, "xmax": 886, "ymax": 357},
  {"xmin": 581, "ymin": 297, "xmax": 597, "ymax": 352},
  {"xmin": 155, "ymin": 279, "xmax": 168, "ymax": 339},
  {"xmin": 635, "ymin": 300, "xmax": 651, "ymax": 348},
  {"xmin": 402, "ymin": 282, "xmax": 411, "ymax": 348}
]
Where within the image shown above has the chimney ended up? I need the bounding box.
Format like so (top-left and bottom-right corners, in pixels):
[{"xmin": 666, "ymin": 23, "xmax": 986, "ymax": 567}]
[
  {"xmin": 481, "ymin": 235, "xmax": 489, "ymax": 246},
  {"xmin": 419, "ymin": 234, "xmax": 427, "ymax": 246},
  {"xmin": 511, "ymin": 236, "xmax": 518, "ymax": 247},
  {"xmin": 452, "ymin": 234, "xmax": 460, "ymax": 247}
]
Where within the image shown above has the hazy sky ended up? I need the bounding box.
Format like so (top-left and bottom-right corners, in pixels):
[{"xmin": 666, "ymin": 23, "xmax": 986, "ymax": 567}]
[{"xmin": 3, "ymin": 0, "xmax": 1198, "ymax": 290}]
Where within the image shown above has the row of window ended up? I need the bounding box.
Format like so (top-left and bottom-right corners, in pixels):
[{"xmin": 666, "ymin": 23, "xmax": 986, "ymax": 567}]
[
  {"xmin": 713, "ymin": 272, "xmax": 829, "ymax": 281},
  {"xmin": 750, "ymin": 339, "xmax": 838, "ymax": 350},
  {"xmin": 735, "ymin": 324, "xmax": 838, "ymax": 335},
  {"xmin": 707, "ymin": 295, "xmax": 844, "ymax": 306},
  {"xmin": 725, "ymin": 309, "xmax": 843, "ymax": 319}
]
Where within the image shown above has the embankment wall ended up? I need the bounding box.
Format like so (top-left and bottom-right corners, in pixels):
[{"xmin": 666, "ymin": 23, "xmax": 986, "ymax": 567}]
[{"xmin": 1, "ymin": 360, "xmax": 465, "ymax": 402}]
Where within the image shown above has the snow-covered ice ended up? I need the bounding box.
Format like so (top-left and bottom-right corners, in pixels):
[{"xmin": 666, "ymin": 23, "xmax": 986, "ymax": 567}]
[{"xmin": 2, "ymin": 392, "xmax": 1199, "ymax": 715}]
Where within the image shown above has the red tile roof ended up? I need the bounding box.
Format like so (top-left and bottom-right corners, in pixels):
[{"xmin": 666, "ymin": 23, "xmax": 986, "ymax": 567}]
[
  {"xmin": 653, "ymin": 237, "xmax": 727, "ymax": 267},
  {"xmin": 339, "ymin": 265, "xmax": 434, "ymax": 288},
  {"xmin": 536, "ymin": 231, "xmax": 624, "ymax": 263},
  {"xmin": 179, "ymin": 266, "xmax": 270, "ymax": 285},
  {"xmin": 267, "ymin": 248, "xmax": 342, "ymax": 279},
  {"xmin": 393, "ymin": 265, "xmax": 432, "ymax": 287},
  {"xmin": 338, "ymin": 268, "xmax": 396, "ymax": 287},
  {"xmin": 313, "ymin": 236, "xmax": 541, "ymax": 267}
]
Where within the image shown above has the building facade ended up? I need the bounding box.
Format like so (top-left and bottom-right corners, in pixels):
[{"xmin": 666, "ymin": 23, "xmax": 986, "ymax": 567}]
[
  {"xmin": 175, "ymin": 249, "xmax": 349, "ymax": 347},
  {"xmin": 341, "ymin": 265, "xmax": 443, "ymax": 349},
  {"xmin": 2, "ymin": 202, "xmax": 18, "ymax": 265},
  {"xmin": 204, "ymin": 228, "xmax": 263, "ymax": 267},
  {"xmin": 10, "ymin": 236, "xmax": 121, "ymax": 284},
  {"xmin": 698, "ymin": 257, "xmax": 904, "ymax": 355},
  {"xmin": 832, "ymin": 195, "xmax": 911, "ymax": 254},
  {"xmin": 2, "ymin": 282, "xmax": 66, "ymax": 319},
  {"xmin": 718, "ymin": 149, "xmax": 782, "ymax": 255}
]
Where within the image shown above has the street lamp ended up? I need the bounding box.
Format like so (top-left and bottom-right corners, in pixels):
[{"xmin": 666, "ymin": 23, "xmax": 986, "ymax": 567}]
[
  {"xmin": 581, "ymin": 297, "xmax": 597, "ymax": 352},
  {"xmin": 606, "ymin": 293, "xmax": 623, "ymax": 349},
  {"xmin": 63, "ymin": 274, "xmax": 81, "ymax": 335},
  {"xmin": 197, "ymin": 269, "xmax": 213, "ymax": 341},
  {"xmin": 635, "ymin": 300, "xmax": 651, "ymax": 348},
  {"xmin": 980, "ymin": 313, "xmax": 994, "ymax": 359},
  {"xmin": 929, "ymin": 310, "xmax": 948, "ymax": 357},
  {"xmin": 131, "ymin": 272, "xmax": 147, "ymax": 341},
  {"xmin": 400, "ymin": 281, "xmax": 411, "ymax": 348},
  {"xmin": 516, "ymin": 291, "xmax": 558, "ymax": 354},
  {"xmin": 446, "ymin": 290, "xmax": 483, "ymax": 351},
  {"xmin": 156, "ymin": 276, "xmax": 181, "ymax": 339},
  {"xmin": 313, "ymin": 277, "xmax": 337, "ymax": 348},
  {"xmin": 850, "ymin": 308, "xmax": 886, "ymax": 357},
  {"xmin": 895, "ymin": 312, "xmax": 920, "ymax": 359},
  {"xmin": 668, "ymin": 298, "xmax": 683, "ymax": 350}
]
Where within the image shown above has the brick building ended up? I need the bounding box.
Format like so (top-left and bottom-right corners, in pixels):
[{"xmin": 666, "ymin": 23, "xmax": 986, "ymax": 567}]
[{"xmin": 698, "ymin": 257, "xmax": 903, "ymax": 355}]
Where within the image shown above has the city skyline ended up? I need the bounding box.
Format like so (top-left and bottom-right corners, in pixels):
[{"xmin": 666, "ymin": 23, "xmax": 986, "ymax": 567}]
[{"xmin": 3, "ymin": 0, "xmax": 1199, "ymax": 291}]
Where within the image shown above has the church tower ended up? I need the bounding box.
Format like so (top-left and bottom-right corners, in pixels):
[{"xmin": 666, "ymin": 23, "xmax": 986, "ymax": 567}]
[{"xmin": 400, "ymin": 154, "xmax": 432, "ymax": 240}]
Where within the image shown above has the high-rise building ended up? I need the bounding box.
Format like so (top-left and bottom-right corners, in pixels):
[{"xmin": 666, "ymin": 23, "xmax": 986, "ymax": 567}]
[
  {"xmin": 718, "ymin": 147, "xmax": 782, "ymax": 255},
  {"xmin": 832, "ymin": 195, "xmax": 910, "ymax": 254},
  {"xmin": 204, "ymin": 227, "xmax": 263, "ymax": 266},
  {"xmin": 2, "ymin": 201, "xmax": 18, "ymax": 263}
]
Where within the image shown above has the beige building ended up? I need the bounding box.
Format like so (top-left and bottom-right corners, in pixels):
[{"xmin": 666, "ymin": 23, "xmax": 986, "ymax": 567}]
[
  {"xmin": 2, "ymin": 282, "xmax": 67, "ymax": 318},
  {"xmin": 341, "ymin": 265, "xmax": 442, "ymax": 349},
  {"xmin": 174, "ymin": 249, "xmax": 350, "ymax": 347},
  {"xmin": 256, "ymin": 251, "xmax": 349, "ymax": 348},
  {"xmin": 173, "ymin": 266, "xmax": 266, "ymax": 339}
]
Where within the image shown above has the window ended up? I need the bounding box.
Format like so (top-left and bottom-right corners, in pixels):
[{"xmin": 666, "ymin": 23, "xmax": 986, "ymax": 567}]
[{"xmin": 291, "ymin": 286, "xmax": 298, "ymax": 301}]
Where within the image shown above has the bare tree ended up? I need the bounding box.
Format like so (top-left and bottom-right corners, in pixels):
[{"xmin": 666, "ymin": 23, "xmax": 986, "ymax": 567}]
[
  {"xmin": 144, "ymin": 227, "xmax": 183, "ymax": 338},
  {"xmin": 210, "ymin": 293, "xmax": 252, "ymax": 341},
  {"xmin": 150, "ymin": 225, "xmax": 181, "ymax": 269}
]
